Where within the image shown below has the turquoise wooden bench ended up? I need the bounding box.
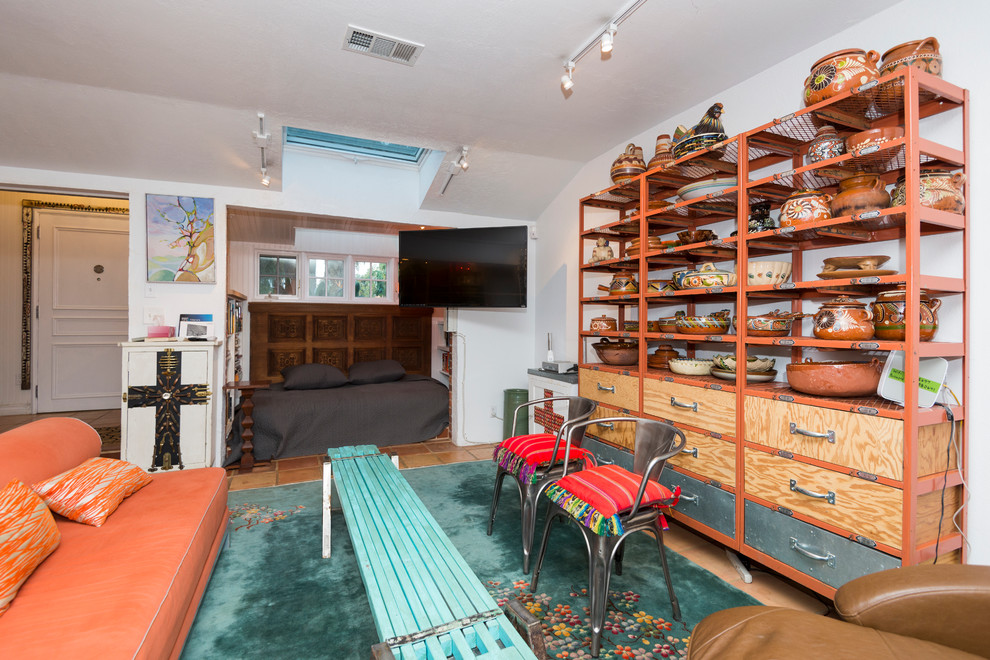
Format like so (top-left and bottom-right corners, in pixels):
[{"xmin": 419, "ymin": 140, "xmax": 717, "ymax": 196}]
[{"xmin": 324, "ymin": 445, "xmax": 541, "ymax": 659}]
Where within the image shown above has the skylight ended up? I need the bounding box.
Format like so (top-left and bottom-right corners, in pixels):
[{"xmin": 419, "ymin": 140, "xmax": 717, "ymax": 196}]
[{"xmin": 285, "ymin": 127, "xmax": 428, "ymax": 165}]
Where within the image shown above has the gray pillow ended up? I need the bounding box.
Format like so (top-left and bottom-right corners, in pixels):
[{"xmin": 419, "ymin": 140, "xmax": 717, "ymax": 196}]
[
  {"xmin": 282, "ymin": 363, "xmax": 348, "ymax": 390},
  {"xmin": 348, "ymin": 359, "xmax": 406, "ymax": 385}
]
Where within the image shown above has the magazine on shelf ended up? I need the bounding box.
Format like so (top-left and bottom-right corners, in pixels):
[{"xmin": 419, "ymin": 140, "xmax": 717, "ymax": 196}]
[{"xmin": 178, "ymin": 313, "xmax": 215, "ymax": 339}]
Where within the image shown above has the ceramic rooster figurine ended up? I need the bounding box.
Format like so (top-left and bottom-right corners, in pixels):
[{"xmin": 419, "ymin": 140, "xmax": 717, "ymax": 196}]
[{"xmin": 674, "ymin": 102, "xmax": 726, "ymax": 143}]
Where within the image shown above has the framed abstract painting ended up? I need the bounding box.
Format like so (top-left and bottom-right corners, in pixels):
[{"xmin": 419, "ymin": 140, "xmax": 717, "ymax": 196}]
[{"xmin": 146, "ymin": 194, "xmax": 216, "ymax": 283}]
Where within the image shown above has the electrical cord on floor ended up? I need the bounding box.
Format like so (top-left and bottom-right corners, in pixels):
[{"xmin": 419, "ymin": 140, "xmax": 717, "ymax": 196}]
[{"xmin": 933, "ymin": 387, "xmax": 970, "ymax": 562}]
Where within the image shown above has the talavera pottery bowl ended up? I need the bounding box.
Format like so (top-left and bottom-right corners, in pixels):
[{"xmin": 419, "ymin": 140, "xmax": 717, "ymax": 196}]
[
  {"xmin": 676, "ymin": 176, "xmax": 738, "ymax": 201},
  {"xmin": 592, "ymin": 338, "xmax": 638, "ymax": 365},
  {"xmin": 785, "ymin": 358, "xmax": 882, "ymax": 397},
  {"xmin": 711, "ymin": 367, "xmax": 778, "ymax": 383},
  {"xmin": 676, "ymin": 311, "xmax": 731, "ymax": 335},
  {"xmin": 712, "ymin": 354, "xmax": 776, "ymax": 373},
  {"xmin": 668, "ymin": 358, "xmax": 714, "ymax": 376},
  {"xmin": 746, "ymin": 261, "xmax": 792, "ymax": 286},
  {"xmin": 733, "ymin": 311, "xmax": 806, "ymax": 337},
  {"xmin": 846, "ymin": 126, "xmax": 905, "ymax": 153},
  {"xmin": 678, "ymin": 262, "xmax": 737, "ymax": 289}
]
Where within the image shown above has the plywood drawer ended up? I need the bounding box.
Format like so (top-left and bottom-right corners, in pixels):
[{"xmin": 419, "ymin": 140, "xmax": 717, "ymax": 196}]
[
  {"xmin": 744, "ymin": 500, "xmax": 900, "ymax": 589},
  {"xmin": 584, "ymin": 407, "xmax": 637, "ymax": 451},
  {"xmin": 579, "ymin": 368, "xmax": 639, "ymax": 411},
  {"xmin": 745, "ymin": 397, "xmax": 904, "ymax": 480},
  {"xmin": 744, "ymin": 449, "xmax": 903, "ymax": 549},
  {"xmin": 643, "ymin": 379, "xmax": 735, "ymax": 436},
  {"xmin": 660, "ymin": 469, "xmax": 735, "ymax": 539},
  {"xmin": 668, "ymin": 430, "xmax": 736, "ymax": 488}
]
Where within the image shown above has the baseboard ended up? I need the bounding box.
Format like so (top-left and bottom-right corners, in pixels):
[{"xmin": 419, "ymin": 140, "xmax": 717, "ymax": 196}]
[{"xmin": 0, "ymin": 403, "xmax": 32, "ymax": 415}]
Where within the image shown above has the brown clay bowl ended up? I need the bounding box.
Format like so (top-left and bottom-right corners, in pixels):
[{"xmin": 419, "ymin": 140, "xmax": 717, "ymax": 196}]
[
  {"xmin": 785, "ymin": 358, "xmax": 882, "ymax": 397},
  {"xmin": 846, "ymin": 127, "xmax": 905, "ymax": 152},
  {"xmin": 677, "ymin": 229, "xmax": 717, "ymax": 245},
  {"xmin": 592, "ymin": 338, "xmax": 639, "ymax": 365}
]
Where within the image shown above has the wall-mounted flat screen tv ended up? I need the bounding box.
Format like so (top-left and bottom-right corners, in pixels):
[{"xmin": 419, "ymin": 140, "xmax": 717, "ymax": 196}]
[{"xmin": 398, "ymin": 225, "xmax": 527, "ymax": 308}]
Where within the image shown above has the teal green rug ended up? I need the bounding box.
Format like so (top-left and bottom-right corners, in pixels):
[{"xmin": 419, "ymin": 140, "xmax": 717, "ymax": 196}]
[{"xmin": 182, "ymin": 461, "xmax": 758, "ymax": 659}]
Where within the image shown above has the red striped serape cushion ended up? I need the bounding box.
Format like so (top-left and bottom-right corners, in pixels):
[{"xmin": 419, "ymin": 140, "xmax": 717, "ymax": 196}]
[
  {"xmin": 493, "ymin": 434, "xmax": 594, "ymax": 484},
  {"xmin": 544, "ymin": 464, "xmax": 679, "ymax": 536}
]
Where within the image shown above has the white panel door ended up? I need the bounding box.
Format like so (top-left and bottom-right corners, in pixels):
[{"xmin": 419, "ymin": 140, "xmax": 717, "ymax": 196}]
[{"xmin": 35, "ymin": 209, "xmax": 129, "ymax": 412}]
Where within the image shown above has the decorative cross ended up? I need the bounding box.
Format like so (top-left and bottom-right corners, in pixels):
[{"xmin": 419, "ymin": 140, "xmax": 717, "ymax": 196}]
[
  {"xmin": 533, "ymin": 389, "xmax": 565, "ymax": 435},
  {"xmin": 127, "ymin": 348, "xmax": 210, "ymax": 471}
]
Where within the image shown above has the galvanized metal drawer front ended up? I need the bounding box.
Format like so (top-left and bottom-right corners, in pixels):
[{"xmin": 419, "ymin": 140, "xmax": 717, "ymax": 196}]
[
  {"xmin": 744, "ymin": 500, "xmax": 900, "ymax": 589},
  {"xmin": 660, "ymin": 468, "xmax": 735, "ymax": 539}
]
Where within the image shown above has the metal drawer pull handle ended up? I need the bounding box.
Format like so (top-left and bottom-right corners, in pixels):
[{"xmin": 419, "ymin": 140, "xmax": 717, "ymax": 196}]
[
  {"xmin": 789, "ymin": 422, "xmax": 836, "ymax": 444},
  {"xmin": 678, "ymin": 493, "xmax": 699, "ymax": 505},
  {"xmin": 789, "ymin": 479, "xmax": 836, "ymax": 505},
  {"xmin": 681, "ymin": 447, "xmax": 698, "ymax": 458},
  {"xmin": 597, "ymin": 383, "xmax": 616, "ymax": 393},
  {"xmin": 790, "ymin": 537, "xmax": 836, "ymax": 568},
  {"xmin": 597, "ymin": 422, "xmax": 615, "ymax": 430},
  {"xmin": 670, "ymin": 396, "xmax": 698, "ymax": 412}
]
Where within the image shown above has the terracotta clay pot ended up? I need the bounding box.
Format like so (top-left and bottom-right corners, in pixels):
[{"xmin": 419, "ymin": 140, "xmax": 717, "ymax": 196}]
[
  {"xmin": 647, "ymin": 344, "xmax": 682, "ymax": 370},
  {"xmin": 610, "ymin": 143, "xmax": 646, "ymax": 184},
  {"xmin": 830, "ymin": 172, "xmax": 890, "ymax": 218},
  {"xmin": 656, "ymin": 311, "xmax": 686, "ymax": 333},
  {"xmin": 891, "ymin": 169, "xmax": 966, "ymax": 214},
  {"xmin": 813, "ymin": 296, "xmax": 874, "ymax": 341},
  {"xmin": 592, "ymin": 338, "xmax": 639, "ymax": 365},
  {"xmin": 807, "ymin": 125, "xmax": 845, "ymax": 163},
  {"xmin": 786, "ymin": 358, "xmax": 883, "ymax": 397},
  {"xmin": 880, "ymin": 37, "xmax": 942, "ymax": 78},
  {"xmin": 647, "ymin": 134, "xmax": 675, "ymax": 171},
  {"xmin": 589, "ymin": 315, "xmax": 617, "ymax": 332},
  {"xmin": 871, "ymin": 285, "xmax": 941, "ymax": 341},
  {"xmin": 780, "ymin": 189, "xmax": 832, "ymax": 227},
  {"xmin": 804, "ymin": 48, "xmax": 881, "ymax": 107}
]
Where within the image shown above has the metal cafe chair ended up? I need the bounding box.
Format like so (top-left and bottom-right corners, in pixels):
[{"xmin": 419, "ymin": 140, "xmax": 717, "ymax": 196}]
[
  {"xmin": 487, "ymin": 396, "xmax": 598, "ymax": 574},
  {"xmin": 529, "ymin": 416, "xmax": 687, "ymax": 657}
]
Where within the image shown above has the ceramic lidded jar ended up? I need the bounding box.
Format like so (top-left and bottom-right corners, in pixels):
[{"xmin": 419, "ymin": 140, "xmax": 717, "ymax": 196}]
[
  {"xmin": 648, "ymin": 134, "xmax": 675, "ymax": 170},
  {"xmin": 891, "ymin": 169, "xmax": 966, "ymax": 214},
  {"xmin": 813, "ymin": 296, "xmax": 874, "ymax": 341},
  {"xmin": 871, "ymin": 285, "xmax": 942, "ymax": 341},
  {"xmin": 610, "ymin": 143, "xmax": 646, "ymax": 184},
  {"xmin": 830, "ymin": 172, "xmax": 890, "ymax": 217},
  {"xmin": 807, "ymin": 125, "xmax": 845, "ymax": 163},
  {"xmin": 804, "ymin": 48, "xmax": 881, "ymax": 107},
  {"xmin": 649, "ymin": 344, "xmax": 682, "ymax": 369},
  {"xmin": 747, "ymin": 201, "xmax": 776, "ymax": 232},
  {"xmin": 779, "ymin": 189, "xmax": 832, "ymax": 227},
  {"xmin": 589, "ymin": 315, "xmax": 618, "ymax": 332},
  {"xmin": 880, "ymin": 37, "xmax": 942, "ymax": 78}
]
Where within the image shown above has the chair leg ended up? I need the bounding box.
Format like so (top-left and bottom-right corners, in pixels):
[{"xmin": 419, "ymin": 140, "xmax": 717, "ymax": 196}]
[
  {"xmin": 487, "ymin": 468, "xmax": 509, "ymax": 536},
  {"xmin": 520, "ymin": 481, "xmax": 545, "ymax": 574},
  {"xmin": 588, "ymin": 533, "xmax": 620, "ymax": 658},
  {"xmin": 614, "ymin": 539, "xmax": 626, "ymax": 576},
  {"xmin": 530, "ymin": 506, "xmax": 564, "ymax": 593},
  {"xmin": 653, "ymin": 520, "xmax": 681, "ymax": 621}
]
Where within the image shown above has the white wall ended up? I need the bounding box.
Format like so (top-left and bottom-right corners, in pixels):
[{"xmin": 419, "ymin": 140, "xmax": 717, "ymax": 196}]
[{"xmin": 534, "ymin": 0, "xmax": 988, "ymax": 563}]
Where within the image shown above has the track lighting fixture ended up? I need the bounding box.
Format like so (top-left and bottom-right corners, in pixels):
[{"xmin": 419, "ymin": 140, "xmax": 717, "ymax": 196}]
[
  {"xmin": 254, "ymin": 111, "xmax": 273, "ymax": 187},
  {"xmin": 559, "ymin": 0, "xmax": 648, "ymax": 91},
  {"xmin": 561, "ymin": 62, "xmax": 575, "ymax": 90},
  {"xmin": 457, "ymin": 146, "xmax": 470, "ymax": 170},
  {"xmin": 601, "ymin": 24, "xmax": 616, "ymax": 53},
  {"xmin": 260, "ymin": 167, "xmax": 271, "ymax": 187}
]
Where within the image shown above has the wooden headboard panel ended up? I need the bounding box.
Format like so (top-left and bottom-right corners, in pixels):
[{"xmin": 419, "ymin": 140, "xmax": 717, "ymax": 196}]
[{"xmin": 248, "ymin": 302, "xmax": 435, "ymax": 382}]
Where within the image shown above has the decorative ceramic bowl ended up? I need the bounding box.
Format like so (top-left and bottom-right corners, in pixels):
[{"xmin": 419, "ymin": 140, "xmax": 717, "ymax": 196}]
[
  {"xmin": 676, "ymin": 229, "xmax": 718, "ymax": 245},
  {"xmin": 676, "ymin": 311, "xmax": 731, "ymax": 335},
  {"xmin": 647, "ymin": 345, "xmax": 682, "ymax": 369},
  {"xmin": 785, "ymin": 358, "xmax": 882, "ymax": 397},
  {"xmin": 712, "ymin": 354, "xmax": 776, "ymax": 373},
  {"xmin": 668, "ymin": 358, "xmax": 714, "ymax": 376},
  {"xmin": 747, "ymin": 261, "xmax": 792, "ymax": 286},
  {"xmin": 591, "ymin": 338, "xmax": 639, "ymax": 365},
  {"xmin": 733, "ymin": 311, "xmax": 805, "ymax": 337},
  {"xmin": 679, "ymin": 263, "xmax": 737, "ymax": 289},
  {"xmin": 846, "ymin": 126, "xmax": 905, "ymax": 153},
  {"xmin": 891, "ymin": 169, "xmax": 966, "ymax": 214},
  {"xmin": 656, "ymin": 312, "xmax": 686, "ymax": 333},
  {"xmin": 676, "ymin": 176, "xmax": 738, "ymax": 201},
  {"xmin": 821, "ymin": 255, "xmax": 890, "ymax": 272},
  {"xmin": 880, "ymin": 37, "xmax": 942, "ymax": 78}
]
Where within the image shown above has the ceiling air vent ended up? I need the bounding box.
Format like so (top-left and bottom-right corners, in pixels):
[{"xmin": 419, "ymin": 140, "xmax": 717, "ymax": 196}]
[{"xmin": 343, "ymin": 26, "xmax": 424, "ymax": 66}]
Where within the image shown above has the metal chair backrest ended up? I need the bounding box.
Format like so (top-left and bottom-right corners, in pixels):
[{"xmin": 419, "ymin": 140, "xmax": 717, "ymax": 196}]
[{"xmin": 509, "ymin": 396, "xmax": 597, "ymax": 441}]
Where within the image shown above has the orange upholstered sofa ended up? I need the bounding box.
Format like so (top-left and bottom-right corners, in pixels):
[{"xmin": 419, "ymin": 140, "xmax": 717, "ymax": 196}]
[{"xmin": 0, "ymin": 418, "xmax": 229, "ymax": 659}]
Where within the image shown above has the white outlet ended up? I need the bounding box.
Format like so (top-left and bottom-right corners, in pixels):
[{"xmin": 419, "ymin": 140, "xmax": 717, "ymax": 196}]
[{"xmin": 490, "ymin": 406, "xmax": 497, "ymax": 417}]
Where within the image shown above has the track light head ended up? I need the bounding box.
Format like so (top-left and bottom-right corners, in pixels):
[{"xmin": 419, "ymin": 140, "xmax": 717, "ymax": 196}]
[
  {"xmin": 458, "ymin": 146, "xmax": 470, "ymax": 170},
  {"xmin": 561, "ymin": 61, "xmax": 575, "ymax": 90},
  {"xmin": 601, "ymin": 24, "xmax": 616, "ymax": 53},
  {"xmin": 260, "ymin": 167, "xmax": 271, "ymax": 187}
]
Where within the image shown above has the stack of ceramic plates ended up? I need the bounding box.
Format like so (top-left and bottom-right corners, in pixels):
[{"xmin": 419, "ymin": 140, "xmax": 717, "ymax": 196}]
[
  {"xmin": 677, "ymin": 176, "xmax": 738, "ymax": 201},
  {"xmin": 626, "ymin": 236, "xmax": 664, "ymax": 258}
]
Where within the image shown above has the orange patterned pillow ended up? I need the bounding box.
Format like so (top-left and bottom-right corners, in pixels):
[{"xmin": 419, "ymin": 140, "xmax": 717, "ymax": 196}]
[
  {"xmin": 32, "ymin": 458, "xmax": 152, "ymax": 527},
  {"xmin": 0, "ymin": 479, "xmax": 61, "ymax": 615}
]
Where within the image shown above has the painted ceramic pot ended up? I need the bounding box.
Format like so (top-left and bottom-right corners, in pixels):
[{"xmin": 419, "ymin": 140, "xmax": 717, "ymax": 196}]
[
  {"xmin": 679, "ymin": 262, "xmax": 737, "ymax": 289},
  {"xmin": 813, "ymin": 296, "xmax": 874, "ymax": 341},
  {"xmin": 891, "ymin": 169, "xmax": 966, "ymax": 214},
  {"xmin": 804, "ymin": 48, "xmax": 881, "ymax": 107},
  {"xmin": 647, "ymin": 134, "xmax": 675, "ymax": 171},
  {"xmin": 657, "ymin": 311, "xmax": 686, "ymax": 333},
  {"xmin": 807, "ymin": 125, "xmax": 845, "ymax": 163},
  {"xmin": 880, "ymin": 37, "xmax": 942, "ymax": 78},
  {"xmin": 871, "ymin": 285, "xmax": 941, "ymax": 341},
  {"xmin": 597, "ymin": 273, "xmax": 638, "ymax": 295},
  {"xmin": 610, "ymin": 143, "xmax": 646, "ymax": 184},
  {"xmin": 779, "ymin": 189, "xmax": 832, "ymax": 227},
  {"xmin": 830, "ymin": 172, "xmax": 890, "ymax": 217},
  {"xmin": 589, "ymin": 315, "xmax": 618, "ymax": 332},
  {"xmin": 747, "ymin": 201, "xmax": 776, "ymax": 233}
]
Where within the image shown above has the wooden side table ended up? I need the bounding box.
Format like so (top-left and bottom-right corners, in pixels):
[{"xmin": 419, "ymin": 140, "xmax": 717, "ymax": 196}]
[{"xmin": 223, "ymin": 380, "xmax": 269, "ymax": 473}]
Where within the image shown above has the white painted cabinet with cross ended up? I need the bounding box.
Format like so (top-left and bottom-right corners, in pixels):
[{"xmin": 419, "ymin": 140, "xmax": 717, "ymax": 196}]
[
  {"xmin": 527, "ymin": 370, "xmax": 579, "ymax": 435},
  {"xmin": 120, "ymin": 340, "xmax": 220, "ymax": 471}
]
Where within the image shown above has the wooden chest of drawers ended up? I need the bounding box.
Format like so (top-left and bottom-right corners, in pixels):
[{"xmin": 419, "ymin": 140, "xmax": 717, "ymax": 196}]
[
  {"xmin": 643, "ymin": 379, "xmax": 735, "ymax": 436},
  {"xmin": 579, "ymin": 368, "xmax": 639, "ymax": 411}
]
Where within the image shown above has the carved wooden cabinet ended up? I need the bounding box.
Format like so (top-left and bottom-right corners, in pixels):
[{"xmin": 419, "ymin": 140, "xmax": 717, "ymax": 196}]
[
  {"xmin": 575, "ymin": 68, "xmax": 968, "ymax": 597},
  {"xmin": 120, "ymin": 340, "xmax": 220, "ymax": 471}
]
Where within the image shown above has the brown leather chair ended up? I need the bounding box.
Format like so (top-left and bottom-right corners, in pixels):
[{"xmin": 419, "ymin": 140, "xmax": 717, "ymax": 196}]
[{"xmin": 687, "ymin": 564, "xmax": 990, "ymax": 659}]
